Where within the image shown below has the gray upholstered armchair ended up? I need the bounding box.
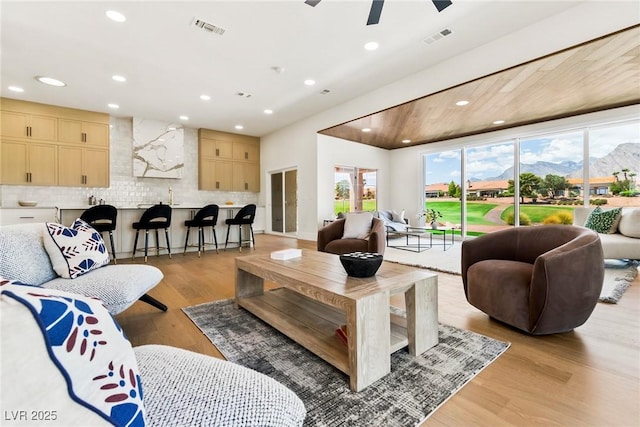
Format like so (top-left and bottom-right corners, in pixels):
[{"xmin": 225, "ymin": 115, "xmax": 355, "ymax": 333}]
[
  {"xmin": 461, "ymin": 225, "xmax": 604, "ymax": 335},
  {"xmin": 317, "ymin": 216, "xmax": 386, "ymax": 255}
]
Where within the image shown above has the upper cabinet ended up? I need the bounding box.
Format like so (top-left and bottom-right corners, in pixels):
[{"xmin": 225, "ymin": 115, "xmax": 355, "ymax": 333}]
[
  {"xmin": 58, "ymin": 119, "xmax": 109, "ymax": 146},
  {"xmin": 198, "ymin": 128, "xmax": 260, "ymax": 192},
  {"xmin": 1, "ymin": 110, "xmax": 57, "ymax": 141},
  {"xmin": 0, "ymin": 98, "xmax": 110, "ymax": 187}
]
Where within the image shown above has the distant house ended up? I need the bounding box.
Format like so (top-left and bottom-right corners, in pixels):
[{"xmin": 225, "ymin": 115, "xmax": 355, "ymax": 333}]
[
  {"xmin": 425, "ymin": 183, "xmax": 450, "ymax": 198},
  {"xmin": 567, "ymin": 177, "xmax": 616, "ymax": 196},
  {"xmin": 467, "ymin": 180, "xmax": 510, "ymax": 198}
]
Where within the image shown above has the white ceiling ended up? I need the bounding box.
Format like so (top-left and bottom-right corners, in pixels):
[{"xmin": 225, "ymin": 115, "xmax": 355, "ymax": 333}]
[{"xmin": 1, "ymin": 0, "xmax": 583, "ymax": 137}]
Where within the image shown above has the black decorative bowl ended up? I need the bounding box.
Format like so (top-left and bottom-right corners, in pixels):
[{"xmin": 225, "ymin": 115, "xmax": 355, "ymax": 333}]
[{"xmin": 339, "ymin": 252, "xmax": 383, "ymax": 278}]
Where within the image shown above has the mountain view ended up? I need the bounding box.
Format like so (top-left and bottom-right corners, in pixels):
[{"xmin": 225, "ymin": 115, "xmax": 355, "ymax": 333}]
[{"xmin": 486, "ymin": 143, "xmax": 640, "ymax": 181}]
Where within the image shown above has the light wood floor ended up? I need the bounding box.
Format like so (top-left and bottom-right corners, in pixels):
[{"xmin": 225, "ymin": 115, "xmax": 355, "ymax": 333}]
[{"xmin": 116, "ymin": 234, "xmax": 640, "ymax": 427}]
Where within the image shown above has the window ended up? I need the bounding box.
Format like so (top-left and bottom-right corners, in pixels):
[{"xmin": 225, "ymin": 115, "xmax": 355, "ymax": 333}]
[
  {"xmin": 334, "ymin": 166, "xmax": 377, "ymax": 215},
  {"xmin": 589, "ymin": 121, "xmax": 639, "ymax": 208},
  {"xmin": 420, "ymin": 116, "xmax": 639, "ymax": 236},
  {"xmin": 465, "ymin": 141, "xmax": 514, "ymax": 233}
]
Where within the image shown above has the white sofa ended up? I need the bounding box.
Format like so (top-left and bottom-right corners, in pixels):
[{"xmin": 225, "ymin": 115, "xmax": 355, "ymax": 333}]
[
  {"xmin": 573, "ymin": 207, "xmax": 640, "ymax": 260},
  {"xmin": 0, "ymin": 223, "xmax": 166, "ymax": 315},
  {"xmin": 1, "ymin": 283, "xmax": 306, "ymax": 426}
]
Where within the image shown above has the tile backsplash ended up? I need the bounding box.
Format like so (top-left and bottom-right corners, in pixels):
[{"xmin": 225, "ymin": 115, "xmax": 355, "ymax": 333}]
[{"xmin": 0, "ymin": 117, "xmax": 258, "ymax": 208}]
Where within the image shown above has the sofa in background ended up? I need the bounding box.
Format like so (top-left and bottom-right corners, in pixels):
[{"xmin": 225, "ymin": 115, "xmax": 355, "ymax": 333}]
[
  {"xmin": 461, "ymin": 225, "xmax": 604, "ymax": 335},
  {"xmin": 0, "ymin": 223, "xmax": 166, "ymax": 315},
  {"xmin": 573, "ymin": 207, "xmax": 640, "ymax": 260}
]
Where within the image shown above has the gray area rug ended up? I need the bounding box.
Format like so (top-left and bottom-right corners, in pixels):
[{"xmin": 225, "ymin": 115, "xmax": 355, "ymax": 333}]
[
  {"xmin": 600, "ymin": 259, "xmax": 639, "ymax": 303},
  {"xmin": 384, "ymin": 237, "xmax": 637, "ymax": 304},
  {"xmin": 183, "ymin": 298, "xmax": 510, "ymax": 427}
]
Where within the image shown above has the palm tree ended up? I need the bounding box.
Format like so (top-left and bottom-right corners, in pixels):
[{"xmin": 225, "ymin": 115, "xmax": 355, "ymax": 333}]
[
  {"xmin": 621, "ymin": 168, "xmax": 630, "ymax": 181},
  {"xmin": 612, "ymin": 171, "xmax": 620, "ymax": 181}
]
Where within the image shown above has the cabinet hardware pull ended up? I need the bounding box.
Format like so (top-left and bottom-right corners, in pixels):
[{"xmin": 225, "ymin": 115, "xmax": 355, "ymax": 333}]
[
  {"xmin": 19, "ymin": 216, "xmax": 35, "ymax": 219},
  {"xmin": 216, "ymin": 181, "xmax": 220, "ymax": 189},
  {"xmin": 216, "ymin": 148, "xmax": 220, "ymax": 156},
  {"xmin": 245, "ymin": 152, "xmax": 248, "ymax": 160},
  {"xmin": 245, "ymin": 182, "xmax": 248, "ymax": 190}
]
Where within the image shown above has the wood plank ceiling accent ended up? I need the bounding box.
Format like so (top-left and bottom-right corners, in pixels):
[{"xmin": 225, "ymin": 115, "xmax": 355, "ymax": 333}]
[{"xmin": 319, "ymin": 25, "xmax": 640, "ymax": 150}]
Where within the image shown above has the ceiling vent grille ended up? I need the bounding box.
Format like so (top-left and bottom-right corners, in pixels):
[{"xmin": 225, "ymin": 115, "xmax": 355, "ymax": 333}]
[
  {"xmin": 192, "ymin": 18, "xmax": 225, "ymax": 36},
  {"xmin": 423, "ymin": 28, "xmax": 452, "ymax": 45}
]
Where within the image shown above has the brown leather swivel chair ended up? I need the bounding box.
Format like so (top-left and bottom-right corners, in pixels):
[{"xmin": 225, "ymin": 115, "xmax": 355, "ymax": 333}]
[
  {"xmin": 461, "ymin": 225, "xmax": 604, "ymax": 335},
  {"xmin": 317, "ymin": 216, "xmax": 386, "ymax": 255}
]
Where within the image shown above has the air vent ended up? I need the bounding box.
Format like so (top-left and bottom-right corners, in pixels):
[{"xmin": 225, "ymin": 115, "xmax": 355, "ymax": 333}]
[
  {"xmin": 422, "ymin": 28, "xmax": 452, "ymax": 45},
  {"xmin": 192, "ymin": 18, "xmax": 225, "ymax": 36}
]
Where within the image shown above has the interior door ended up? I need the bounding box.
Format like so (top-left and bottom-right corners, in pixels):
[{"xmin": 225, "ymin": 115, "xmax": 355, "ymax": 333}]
[
  {"xmin": 271, "ymin": 172, "xmax": 284, "ymax": 232},
  {"xmin": 270, "ymin": 169, "xmax": 297, "ymax": 234},
  {"xmin": 284, "ymin": 170, "xmax": 297, "ymax": 232}
]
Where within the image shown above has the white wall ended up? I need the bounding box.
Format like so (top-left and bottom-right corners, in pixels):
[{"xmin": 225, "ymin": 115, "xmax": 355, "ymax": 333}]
[
  {"xmin": 259, "ymin": 1, "xmax": 640, "ymax": 241},
  {"xmin": 317, "ymin": 134, "xmax": 389, "ymax": 224}
]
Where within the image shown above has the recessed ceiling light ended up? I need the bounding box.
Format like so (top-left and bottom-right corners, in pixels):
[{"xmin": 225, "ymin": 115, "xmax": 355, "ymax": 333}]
[
  {"xmin": 200, "ymin": 94, "xmax": 211, "ymax": 101},
  {"xmin": 106, "ymin": 10, "xmax": 126, "ymax": 22},
  {"xmin": 235, "ymin": 125, "xmax": 244, "ymax": 130},
  {"xmin": 8, "ymin": 86, "xmax": 24, "ymax": 92},
  {"xmin": 264, "ymin": 109, "xmax": 273, "ymax": 115},
  {"xmin": 364, "ymin": 42, "xmax": 379, "ymax": 51},
  {"xmin": 108, "ymin": 103, "xmax": 119, "ymax": 109},
  {"xmin": 362, "ymin": 128, "xmax": 371, "ymax": 132},
  {"xmin": 493, "ymin": 120, "xmax": 505, "ymax": 125},
  {"xmin": 402, "ymin": 139, "xmax": 411, "ymax": 143},
  {"xmin": 304, "ymin": 79, "xmax": 316, "ymax": 86},
  {"xmin": 35, "ymin": 76, "xmax": 66, "ymax": 87},
  {"xmin": 456, "ymin": 100, "xmax": 469, "ymax": 106},
  {"xmin": 112, "ymin": 75, "xmax": 126, "ymax": 82},
  {"xmin": 180, "ymin": 115, "xmax": 189, "ymax": 121}
]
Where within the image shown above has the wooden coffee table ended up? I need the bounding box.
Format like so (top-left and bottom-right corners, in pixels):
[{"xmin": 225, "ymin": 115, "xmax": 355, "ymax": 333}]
[{"xmin": 235, "ymin": 249, "xmax": 438, "ymax": 391}]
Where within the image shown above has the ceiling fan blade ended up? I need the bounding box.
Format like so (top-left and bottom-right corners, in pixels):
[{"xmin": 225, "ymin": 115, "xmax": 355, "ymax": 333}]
[
  {"xmin": 432, "ymin": 0, "xmax": 452, "ymax": 12},
  {"xmin": 367, "ymin": 0, "xmax": 385, "ymax": 25},
  {"xmin": 304, "ymin": 0, "xmax": 322, "ymax": 7}
]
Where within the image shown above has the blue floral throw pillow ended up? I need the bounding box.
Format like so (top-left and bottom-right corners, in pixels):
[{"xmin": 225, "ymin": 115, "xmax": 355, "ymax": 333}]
[
  {"xmin": 44, "ymin": 218, "xmax": 110, "ymax": 279},
  {"xmin": 1, "ymin": 283, "xmax": 146, "ymax": 426},
  {"xmin": 584, "ymin": 207, "xmax": 622, "ymax": 234}
]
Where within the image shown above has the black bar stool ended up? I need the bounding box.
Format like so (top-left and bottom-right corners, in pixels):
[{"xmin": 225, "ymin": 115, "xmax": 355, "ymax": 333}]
[
  {"xmin": 184, "ymin": 204, "xmax": 219, "ymax": 257},
  {"xmin": 132, "ymin": 204, "xmax": 172, "ymax": 263},
  {"xmin": 224, "ymin": 204, "xmax": 256, "ymax": 252},
  {"xmin": 81, "ymin": 204, "xmax": 118, "ymax": 263}
]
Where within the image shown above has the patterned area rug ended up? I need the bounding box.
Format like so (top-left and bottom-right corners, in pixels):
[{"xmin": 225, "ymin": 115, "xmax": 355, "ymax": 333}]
[
  {"xmin": 600, "ymin": 259, "xmax": 639, "ymax": 303},
  {"xmin": 183, "ymin": 298, "xmax": 510, "ymax": 427}
]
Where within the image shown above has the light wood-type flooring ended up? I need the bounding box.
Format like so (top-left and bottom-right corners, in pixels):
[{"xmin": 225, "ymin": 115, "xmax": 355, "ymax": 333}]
[{"xmin": 116, "ymin": 234, "xmax": 640, "ymax": 427}]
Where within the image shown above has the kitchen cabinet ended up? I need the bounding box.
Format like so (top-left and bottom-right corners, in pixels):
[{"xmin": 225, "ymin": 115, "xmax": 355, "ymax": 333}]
[
  {"xmin": 232, "ymin": 162, "xmax": 260, "ymax": 192},
  {"xmin": 58, "ymin": 146, "xmax": 109, "ymax": 187},
  {"xmin": 199, "ymin": 158, "xmax": 233, "ymax": 191},
  {"xmin": 0, "ymin": 208, "xmax": 57, "ymax": 226},
  {"xmin": 200, "ymin": 137, "xmax": 233, "ymax": 159},
  {"xmin": 1, "ymin": 98, "xmax": 110, "ymax": 187},
  {"xmin": 233, "ymin": 139, "xmax": 259, "ymax": 162},
  {"xmin": 1, "ymin": 110, "xmax": 57, "ymax": 141},
  {"xmin": 58, "ymin": 119, "xmax": 109, "ymax": 146},
  {"xmin": 198, "ymin": 128, "xmax": 260, "ymax": 192},
  {"xmin": 0, "ymin": 140, "xmax": 57, "ymax": 185}
]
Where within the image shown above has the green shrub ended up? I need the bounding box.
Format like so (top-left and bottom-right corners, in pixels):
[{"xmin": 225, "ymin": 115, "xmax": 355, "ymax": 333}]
[
  {"xmin": 543, "ymin": 211, "xmax": 573, "ymax": 225},
  {"xmin": 620, "ymin": 190, "xmax": 639, "ymax": 197},
  {"xmin": 590, "ymin": 198, "xmax": 608, "ymax": 205},
  {"xmin": 505, "ymin": 212, "xmax": 531, "ymax": 226}
]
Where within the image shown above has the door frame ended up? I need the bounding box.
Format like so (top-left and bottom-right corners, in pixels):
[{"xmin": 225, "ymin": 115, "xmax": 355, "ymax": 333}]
[{"xmin": 267, "ymin": 166, "xmax": 298, "ymax": 236}]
